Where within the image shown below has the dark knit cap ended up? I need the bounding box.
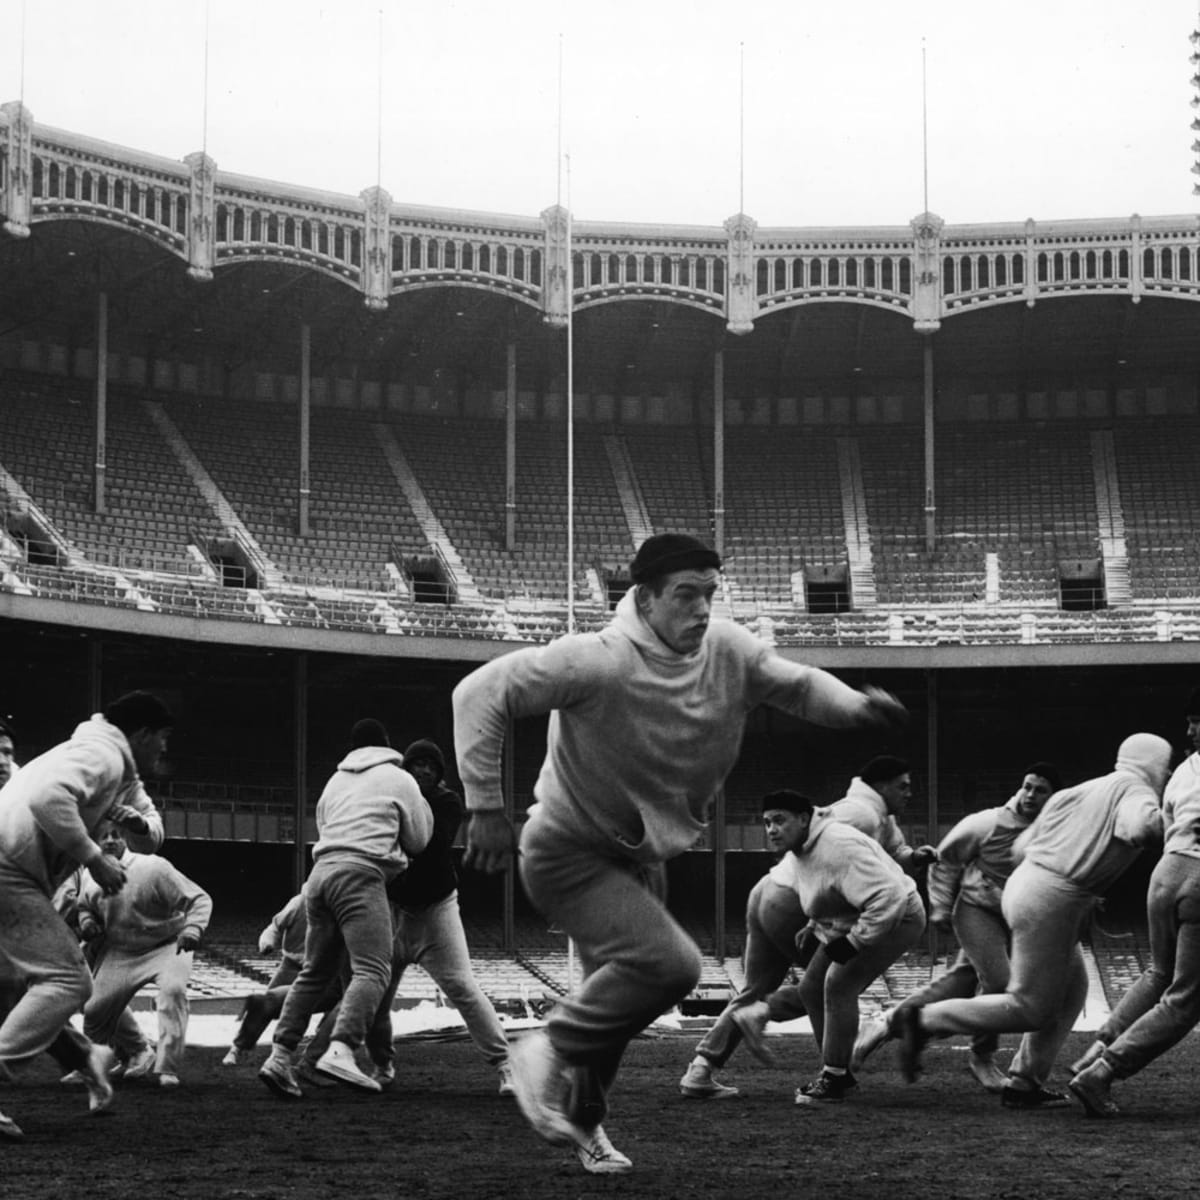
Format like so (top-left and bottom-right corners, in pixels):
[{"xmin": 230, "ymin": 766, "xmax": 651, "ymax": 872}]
[
  {"xmin": 1024, "ymin": 761, "xmax": 1062, "ymax": 793},
  {"xmin": 629, "ymin": 533, "xmax": 721, "ymax": 584},
  {"xmin": 860, "ymin": 755, "xmax": 910, "ymax": 787},
  {"xmin": 403, "ymin": 738, "xmax": 446, "ymax": 780},
  {"xmin": 761, "ymin": 789, "xmax": 815, "ymax": 816},
  {"xmin": 0, "ymin": 715, "xmax": 13, "ymax": 742},
  {"xmin": 103, "ymin": 691, "xmax": 173, "ymax": 735},
  {"xmin": 350, "ymin": 718, "xmax": 390, "ymax": 749},
  {"xmin": 1186, "ymin": 688, "xmax": 1200, "ymax": 717}
]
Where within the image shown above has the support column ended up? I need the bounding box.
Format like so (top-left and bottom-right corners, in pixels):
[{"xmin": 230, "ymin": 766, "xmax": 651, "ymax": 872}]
[
  {"xmin": 293, "ymin": 653, "xmax": 309, "ymax": 894},
  {"xmin": 712, "ymin": 349, "xmax": 725, "ymax": 556},
  {"xmin": 923, "ymin": 338, "xmax": 935, "ymax": 551},
  {"xmin": 713, "ymin": 787, "xmax": 726, "ymax": 961},
  {"xmin": 505, "ymin": 342, "xmax": 517, "ymax": 550},
  {"xmin": 87, "ymin": 636, "xmax": 103, "ymax": 714},
  {"xmin": 502, "ymin": 717, "xmax": 515, "ymax": 954},
  {"xmin": 94, "ymin": 293, "xmax": 108, "ymax": 514},
  {"xmin": 298, "ymin": 324, "xmax": 311, "ymax": 537}
]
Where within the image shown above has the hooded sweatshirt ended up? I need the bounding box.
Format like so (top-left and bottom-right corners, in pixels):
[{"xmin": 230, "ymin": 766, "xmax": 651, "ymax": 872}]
[
  {"xmin": 0, "ymin": 715, "xmax": 164, "ymax": 893},
  {"xmin": 1163, "ymin": 750, "xmax": 1200, "ymax": 859},
  {"xmin": 768, "ymin": 815, "xmax": 918, "ymax": 949},
  {"xmin": 78, "ymin": 848, "xmax": 213, "ymax": 953},
  {"xmin": 819, "ymin": 778, "xmax": 922, "ymax": 872},
  {"xmin": 926, "ymin": 791, "xmax": 1036, "ymax": 922},
  {"xmin": 453, "ymin": 588, "xmax": 882, "ymax": 864},
  {"xmin": 1017, "ymin": 733, "xmax": 1170, "ymax": 895},
  {"xmin": 312, "ymin": 746, "xmax": 433, "ymax": 881}
]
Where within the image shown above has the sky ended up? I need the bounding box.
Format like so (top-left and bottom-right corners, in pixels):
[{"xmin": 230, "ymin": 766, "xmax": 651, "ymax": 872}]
[{"xmin": 5, "ymin": 0, "xmax": 1200, "ymax": 230}]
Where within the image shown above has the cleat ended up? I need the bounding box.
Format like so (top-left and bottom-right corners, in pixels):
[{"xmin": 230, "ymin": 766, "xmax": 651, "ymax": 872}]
[
  {"xmin": 967, "ymin": 1054, "xmax": 1009, "ymax": 1094},
  {"xmin": 573, "ymin": 1124, "xmax": 632, "ymax": 1174},
  {"xmin": 0, "ymin": 1109, "xmax": 23, "ymax": 1140},
  {"xmin": 851, "ymin": 1012, "xmax": 893, "ymax": 1072},
  {"xmin": 1069, "ymin": 1062, "xmax": 1120, "ymax": 1118},
  {"xmin": 1069, "ymin": 1039, "xmax": 1107, "ymax": 1076},
  {"xmin": 497, "ymin": 1061, "xmax": 515, "ymax": 1097},
  {"xmin": 895, "ymin": 1007, "xmax": 928, "ymax": 1083},
  {"xmin": 679, "ymin": 1059, "xmax": 740, "ymax": 1100},
  {"xmin": 1000, "ymin": 1082, "xmax": 1071, "ymax": 1109},
  {"xmin": 59, "ymin": 1070, "xmax": 84, "ymax": 1086},
  {"xmin": 506, "ymin": 1030, "xmax": 576, "ymax": 1146},
  {"xmin": 259, "ymin": 1048, "xmax": 303, "ymax": 1100},
  {"xmin": 123, "ymin": 1045, "xmax": 157, "ymax": 1080},
  {"xmin": 82, "ymin": 1045, "xmax": 116, "ymax": 1115},
  {"xmin": 158, "ymin": 1073, "xmax": 180, "ymax": 1088},
  {"xmin": 315, "ymin": 1041, "xmax": 381, "ymax": 1092},
  {"xmin": 794, "ymin": 1070, "xmax": 858, "ymax": 1105},
  {"xmin": 221, "ymin": 1044, "xmax": 250, "ymax": 1068},
  {"xmin": 730, "ymin": 1001, "xmax": 775, "ymax": 1065}
]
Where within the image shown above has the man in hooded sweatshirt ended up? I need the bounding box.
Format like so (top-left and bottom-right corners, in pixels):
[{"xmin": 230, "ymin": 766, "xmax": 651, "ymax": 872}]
[
  {"xmin": 453, "ymin": 532, "xmax": 906, "ymax": 1174},
  {"xmin": 0, "ymin": 691, "xmax": 170, "ymax": 1139},
  {"xmin": 896, "ymin": 732, "xmax": 1171, "ymax": 1108},
  {"xmin": 259, "ymin": 718, "xmax": 432, "ymax": 1099},
  {"xmin": 362, "ymin": 737, "xmax": 513, "ymax": 1091},
  {"xmin": 1069, "ymin": 691, "xmax": 1200, "ymax": 1117}
]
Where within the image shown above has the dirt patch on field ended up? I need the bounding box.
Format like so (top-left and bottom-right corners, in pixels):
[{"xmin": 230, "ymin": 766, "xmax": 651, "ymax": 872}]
[{"xmin": 0, "ymin": 1030, "xmax": 1187, "ymax": 1200}]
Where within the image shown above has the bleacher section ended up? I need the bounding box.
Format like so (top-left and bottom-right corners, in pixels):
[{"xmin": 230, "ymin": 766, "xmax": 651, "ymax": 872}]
[{"xmin": 4, "ymin": 375, "xmax": 1200, "ymax": 643}]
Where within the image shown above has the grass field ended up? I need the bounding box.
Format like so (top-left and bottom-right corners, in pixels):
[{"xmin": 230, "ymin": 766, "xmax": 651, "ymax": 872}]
[{"xmin": 0, "ymin": 1025, "xmax": 1190, "ymax": 1200}]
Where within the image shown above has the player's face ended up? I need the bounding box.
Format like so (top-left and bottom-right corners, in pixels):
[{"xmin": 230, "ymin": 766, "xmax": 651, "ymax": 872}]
[
  {"xmin": 763, "ymin": 808, "xmax": 812, "ymax": 854},
  {"xmin": 1187, "ymin": 714, "xmax": 1200, "ymax": 753},
  {"xmin": 99, "ymin": 824, "xmax": 127, "ymax": 858},
  {"xmin": 876, "ymin": 773, "xmax": 912, "ymax": 815},
  {"xmin": 0, "ymin": 736, "xmax": 14, "ymax": 788},
  {"xmin": 406, "ymin": 758, "xmax": 440, "ymax": 794},
  {"xmin": 128, "ymin": 726, "xmax": 171, "ymax": 778},
  {"xmin": 1015, "ymin": 773, "xmax": 1054, "ymax": 819},
  {"xmin": 639, "ymin": 568, "xmax": 720, "ymax": 655}
]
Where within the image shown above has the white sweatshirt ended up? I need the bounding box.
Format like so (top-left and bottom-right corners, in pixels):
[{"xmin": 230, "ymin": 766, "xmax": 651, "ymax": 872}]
[
  {"xmin": 769, "ymin": 815, "xmax": 918, "ymax": 950},
  {"xmin": 819, "ymin": 778, "xmax": 922, "ymax": 872},
  {"xmin": 78, "ymin": 849, "xmax": 212, "ymax": 953},
  {"xmin": 453, "ymin": 588, "xmax": 881, "ymax": 864},
  {"xmin": 313, "ymin": 746, "xmax": 433, "ymax": 881},
  {"xmin": 1163, "ymin": 751, "xmax": 1200, "ymax": 859},
  {"xmin": 0, "ymin": 715, "xmax": 163, "ymax": 893},
  {"xmin": 1018, "ymin": 733, "xmax": 1170, "ymax": 895}
]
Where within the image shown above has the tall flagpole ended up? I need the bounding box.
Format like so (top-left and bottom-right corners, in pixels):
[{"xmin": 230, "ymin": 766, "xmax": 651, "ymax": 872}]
[{"xmin": 201, "ymin": 0, "xmax": 211, "ymax": 157}]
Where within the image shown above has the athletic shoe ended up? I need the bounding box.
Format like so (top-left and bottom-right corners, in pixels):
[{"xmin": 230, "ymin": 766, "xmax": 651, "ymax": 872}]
[
  {"xmin": 296, "ymin": 1059, "xmax": 338, "ymax": 1088},
  {"xmin": 1000, "ymin": 1083, "xmax": 1071, "ymax": 1108},
  {"xmin": 794, "ymin": 1070, "xmax": 858, "ymax": 1105},
  {"xmin": 573, "ymin": 1124, "xmax": 632, "ymax": 1174},
  {"xmin": 59, "ymin": 1070, "xmax": 84, "ymax": 1085},
  {"xmin": 497, "ymin": 1061, "xmax": 515, "ymax": 1096},
  {"xmin": 506, "ymin": 1030, "xmax": 576, "ymax": 1146},
  {"xmin": 679, "ymin": 1059, "xmax": 740, "ymax": 1100},
  {"xmin": 850, "ymin": 1012, "xmax": 892, "ymax": 1072},
  {"xmin": 1069, "ymin": 1039, "xmax": 1107, "ymax": 1076},
  {"xmin": 730, "ymin": 1001, "xmax": 775, "ymax": 1064},
  {"xmin": 81, "ymin": 1045, "xmax": 116, "ymax": 1115},
  {"xmin": 894, "ymin": 1007, "xmax": 928, "ymax": 1083},
  {"xmin": 370, "ymin": 1061, "xmax": 396, "ymax": 1086},
  {"xmin": 158, "ymin": 1073, "xmax": 180, "ymax": 1088},
  {"xmin": 222, "ymin": 1044, "xmax": 251, "ymax": 1067},
  {"xmin": 967, "ymin": 1053, "xmax": 1008, "ymax": 1094},
  {"xmin": 0, "ymin": 1109, "xmax": 23, "ymax": 1140},
  {"xmin": 123, "ymin": 1045, "xmax": 157, "ymax": 1080},
  {"xmin": 315, "ymin": 1040, "xmax": 382, "ymax": 1092},
  {"xmin": 1069, "ymin": 1062, "xmax": 1120, "ymax": 1118},
  {"xmin": 259, "ymin": 1048, "xmax": 303, "ymax": 1101}
]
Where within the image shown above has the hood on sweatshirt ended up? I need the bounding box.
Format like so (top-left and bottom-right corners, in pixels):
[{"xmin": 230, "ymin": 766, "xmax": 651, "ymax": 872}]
[
  {"xmin": 1115, "ymin": 733, "xmax": 1172, "ymax": 795},
  {"xmin": 337, "ymin": 745, "xmax": 405, "ymax": 773},
  {"xmin": 611, "ymin": 587, "xmax": 706, "ymax": 666}
]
